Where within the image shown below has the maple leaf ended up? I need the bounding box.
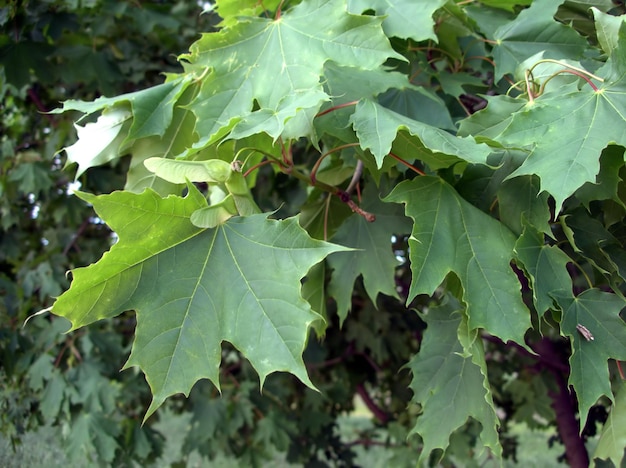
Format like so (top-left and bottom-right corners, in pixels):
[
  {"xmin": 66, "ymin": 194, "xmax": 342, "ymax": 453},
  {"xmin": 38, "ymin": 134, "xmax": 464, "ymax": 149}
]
[
  {"xmin": 347, "ymin": 0, "xmax": 447, "ymax": 41},
  {"xmin": 553, "ymin": 289, "xmax": 626, "ymax": 429},
  {"xmin": 593, "ymin": 382, "xmax": 626, "ymax": 467},
  {"xmin": 514, "ymin": 226, "xmax": 572, "ymax": 317},
  {"xmin": 497, "ymin": 175, "xmax": 552, "ymax": 237},
  {"xmin": 180, "ymin": 0, "xmax": 404, "ymax": 151},
  {"xmin": 54, "ymin": 77, "xmax": 193, "ymax": 176},
  {"xmin": 408, "ymin": 297, "xmax": 501, "ymax": 465},
  {"xmin": 50, "ymin": 187, "xmax": 346, "ymax": 419},
  {"xmin": 327, "ymin": 185, "xmax": 412, "ymax": 322},
  {"xmin": 490, "ymin": 0, "xmax": 587, "ymax": 79},
  {"xmin": 350, "ymin": 100, "xmax": 492, "ymax": 169},
  {"xmin": 495, "ymin": 44, "xmax": 626, "ymax": 212},
  {"xmin": 385, "ymin": 176, "xmax": 530, "ymax": 343},
  {"xmin": 63, "ymin": 107, "xmax": 132, "ymax": 178}
]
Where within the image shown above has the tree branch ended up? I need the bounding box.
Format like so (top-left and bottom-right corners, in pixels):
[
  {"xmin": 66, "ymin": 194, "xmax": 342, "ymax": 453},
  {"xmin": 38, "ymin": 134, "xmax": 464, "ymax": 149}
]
[{"xmin": 534, "ymin": 338, "xmax": 589, "ymax": 468}]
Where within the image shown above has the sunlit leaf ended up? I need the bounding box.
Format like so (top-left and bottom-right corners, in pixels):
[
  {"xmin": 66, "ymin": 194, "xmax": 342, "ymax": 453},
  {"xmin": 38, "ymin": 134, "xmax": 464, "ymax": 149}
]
[{"xmin": 51, "ymin": 187, "xmax": 346, "ymax": 419}]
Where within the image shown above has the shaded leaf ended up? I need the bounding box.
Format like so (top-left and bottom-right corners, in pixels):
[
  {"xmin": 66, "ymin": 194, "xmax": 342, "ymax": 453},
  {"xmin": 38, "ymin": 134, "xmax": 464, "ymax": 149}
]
[
  {"xmin": 498, "ymin": 175, "xmax": 552, "ymax": 236},
  {"xmin": 385, "ymin": 176, "xmax": 530, "ymax": 343},
  {"xmin": 553, "ymin": 289, "xmax": 626, "ymax": 428},
  {"xmin": 514, "ymin": 226, "xmax": 572, "ymax": 317},
  {"xmin": 327, "ymin": 185, "xmax": 412, "ymax": 322},
  {"xmin": 408, "ymin": 297, "xmax": 501, "ymax": 465},
  {"xmin": 593, "ymin": 381, "xmax": 626, "ymax": 467}
]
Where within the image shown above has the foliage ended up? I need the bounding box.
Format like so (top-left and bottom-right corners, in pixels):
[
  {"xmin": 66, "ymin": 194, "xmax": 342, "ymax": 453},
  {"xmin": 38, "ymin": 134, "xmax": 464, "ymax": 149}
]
[{"xmin": 3, "ymin": 0, "xmax": 626, "ymax": 466}]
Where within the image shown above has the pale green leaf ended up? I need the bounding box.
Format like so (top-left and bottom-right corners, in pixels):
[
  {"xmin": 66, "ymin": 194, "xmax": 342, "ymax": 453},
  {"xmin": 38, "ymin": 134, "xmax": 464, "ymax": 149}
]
[
  {"xmin": 64, "ymin": 107, "xmax": 132, "ymax": 178},
  {"xmin": 215, "ymin": 0, "xmax": 282, "ymax": 27},
  {"xmin": 181, "ymin": 0, "xmax": 404, "ymax": 150},
  {"xmin": 124, "ymin": 83, "xmax": 200, "ymax": 195},
  {"xmin": 593, "ymin": 7, "xmax": 626, "ymax": 55},
  {"xmin": 408, "ymin": 297, "xmax": 501, "ymax": 465},
  {"xmin": 385, "ymin": 176, "xmax": 530, "ymax": 343},
  {"xmin": 144, "ymin": 158, "xmax": 232, "ymax": 184},
  {"xmin": 51, "ymin": 187, "xmax": 346, "ymax": 419},
  {"xmin": 347, "ymin": 0, "xmax": 446, "ymax": 41},
  {"xmin": 53, "ymin": 77, "xmax": 191, "ymax": 142},
  {"xmin": 553, "ymin": 289, "xmax": 626, "ymax": 429},
  {"xmin": 350, "ymin": 100, "xmax": 491, "ymax": 169}
]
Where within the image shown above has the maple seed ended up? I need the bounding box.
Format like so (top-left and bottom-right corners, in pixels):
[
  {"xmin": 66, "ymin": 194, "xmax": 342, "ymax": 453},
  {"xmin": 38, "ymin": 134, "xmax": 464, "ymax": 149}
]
[{"xmin": 576, "ymin": 324, "xmax": 594, "ymax": 342}]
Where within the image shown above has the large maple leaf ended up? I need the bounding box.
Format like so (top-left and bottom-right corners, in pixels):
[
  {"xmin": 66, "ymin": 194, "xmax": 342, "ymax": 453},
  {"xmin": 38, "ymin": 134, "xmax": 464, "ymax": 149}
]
[
  {"xmin": 51, "ymin": 187, "xmax": 346, "ymax": 418},
  {"xmin": 386, "ymin": 176, "xmax": 530, "ymax": 343},
  {"xmin": 496, "ymin": 32, "xmax": 626, "ymax": 212},
  {"xmin": 408, "ymin": 297, "xmax": 501, "ymax": 464},
  {"xmin": 180, "ymin": 0, "xmax": 404, "ymax": 150}
]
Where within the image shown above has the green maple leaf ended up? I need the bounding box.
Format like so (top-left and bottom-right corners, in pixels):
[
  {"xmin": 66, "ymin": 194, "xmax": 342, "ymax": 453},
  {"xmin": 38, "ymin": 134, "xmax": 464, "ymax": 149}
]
[
  {"xmin": 327, "ymin": 185, "xmax": 412, "ymax": 322},
  {"xmin": 408, "ymin": 297, "xmax": 501, "ymax": 464},
  {"xmin": 181, "ymin": 0, "xmax": 403, "ymax": 150},
  {"xmin": 385, "ymin": 176, "xmax": 530, "ymax": 343},
  {"xmin": 55, "ymin": 77, "xmax": 192, "ymax": 176},
  {"xmin": 125, "ymin": 84, "xmax": 201, "ymax": 195},
  {"xmin": 593, "ymin": 381, "xmax": 626, "ymax": 467},
  {"xmin": 315, "ymin": 61, "xmax": 412, "ymax": 142},
  {"xmin": 347, "ymin": 0, "xmax": 446, "ymax": 41},
  {"xmin": 497, "ymin": 175, "xmax": 552, "ymax": 236},
  {"xmin": 350, "ymin": 100, "xmax": 491, "ymax": 169},
  {"xmin": 491, "ymin": 0, "xmax": 588, "ymax": 79},
  {"xmin": 50, "ymin": 187, "xmax": 346, "ymax": 419},
  {"xmin": 592, "ymin": 7, "xmax": 626, "ymax": 55},
  {"xmin": 514, "ymin": 226, "xmax": 572, "ymax": 317},
  {"xmin": 553, "ymin": 289, "xmax": 626, "ymax": 428},
  {"xmin": 457, "ymin": 94, "xmax": 527, "ymax": 143},
  {"xmin": 497, "ymin": 42, "xmax": 626, "ymax": 212}
]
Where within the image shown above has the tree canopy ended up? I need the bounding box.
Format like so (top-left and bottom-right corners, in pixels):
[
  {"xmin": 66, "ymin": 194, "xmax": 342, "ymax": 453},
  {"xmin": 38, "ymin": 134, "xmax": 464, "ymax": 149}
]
[{"xmin": 2, "ymin": 1, "xmax": 626, "ymax": 466}]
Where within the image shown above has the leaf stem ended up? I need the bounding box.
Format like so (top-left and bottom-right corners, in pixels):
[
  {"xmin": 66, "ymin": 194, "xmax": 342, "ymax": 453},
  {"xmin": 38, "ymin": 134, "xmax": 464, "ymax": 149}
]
[
  {"xmin": 388, "ymin": 152, "xmax": 425, "ymax": 176},
  {"xmin": 315, "ymin": 100, "xmax": 359, "ymax": 118},
  {"xmin": 530, "ymin": 59, "xmax": 604, "ymax": 84},
  {"xmin": 538, "ymin": 69, "xmax": 600, "ymax": 95},
  {"xmin": 310, "ymin": 143, "xmax": 361, "ymax": 185},
  {"xmin": 346, "ymin": 160, "xmax": 363, "ymax": 194},
  {"xmin": 243, "ymin": 158, "xmax": 284, "ymax": 178}
]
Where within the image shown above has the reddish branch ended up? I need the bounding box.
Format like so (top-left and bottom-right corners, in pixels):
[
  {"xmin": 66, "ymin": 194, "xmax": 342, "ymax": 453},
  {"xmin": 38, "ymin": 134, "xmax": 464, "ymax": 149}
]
[{"xmin": 356, "ymin": 383, "xmax": 390, "ymax": 424}]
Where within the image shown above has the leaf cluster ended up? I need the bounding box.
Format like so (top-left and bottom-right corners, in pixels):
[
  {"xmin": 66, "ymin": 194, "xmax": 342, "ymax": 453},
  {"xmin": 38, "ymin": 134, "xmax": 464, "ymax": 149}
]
[{"xmin": 4, "ymin": 0, "xmax": 626, "ymax": 466}]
